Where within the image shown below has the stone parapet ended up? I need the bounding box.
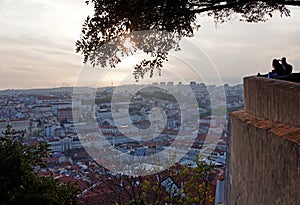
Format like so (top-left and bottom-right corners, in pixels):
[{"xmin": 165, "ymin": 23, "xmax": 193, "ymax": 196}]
[
  {"xmin": 244, "ymin": 76, "xmax": 300, "ymax": 127},
  {"xmin": 228, "ymin": 110, "xmax": 300, "ymax": 204},
  {"xmin": 227, "ymin": 76, "xmax": 300, "ymax": 205}
]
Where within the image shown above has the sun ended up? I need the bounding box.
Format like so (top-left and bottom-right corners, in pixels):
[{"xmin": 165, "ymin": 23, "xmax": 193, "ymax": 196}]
[{"xmin": 123, "ymin": 37, "xmax": 134, "ymax": 49}]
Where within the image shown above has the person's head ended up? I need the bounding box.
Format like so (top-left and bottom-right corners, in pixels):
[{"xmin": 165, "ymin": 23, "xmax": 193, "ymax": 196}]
[
  {"xmin": 272, "ymin": 59, "xmax": 280, "ymax": 68},
  {"xmin": 282, "ymin": 57, "xmax": 287, "ymax": 63}
]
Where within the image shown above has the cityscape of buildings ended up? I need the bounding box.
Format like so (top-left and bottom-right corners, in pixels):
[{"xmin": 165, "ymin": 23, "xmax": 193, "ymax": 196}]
[{"xmin": 0, "ymin": 81, "xmax": 244, "ymax": 204}]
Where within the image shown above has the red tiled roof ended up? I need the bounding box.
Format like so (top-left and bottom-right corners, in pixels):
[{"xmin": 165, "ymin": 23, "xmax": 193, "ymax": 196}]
[
  {"xmin": 58, "ymin": 107, "xmax": 72, "ymax": 111},
  {"xmin": 60, "ymin": 161, "xmax": 72, "ymax": 167},
  {"xmin": 37, "ymin": 170, "xmax": 52, "ymax": 177},
  {"xmin": 9, "ymin": 118, "xmax": 28, "ymax": 122},
  {"xmin": 37, "ymin": 96, "xmax": 60, "ymax": 101},
  {"xmin": 57, "ymin": 176, "xmax": 89, "ymax": 190}
]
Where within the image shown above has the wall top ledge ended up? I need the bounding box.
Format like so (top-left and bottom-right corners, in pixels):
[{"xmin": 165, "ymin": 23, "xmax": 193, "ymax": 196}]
[
  {"xmin": 231, "ymin": 109, "xmax": 300, "ymax": 146},
  {"xmin": 244, "ymin": 76, "xmax": 300, "ymax": 92},
  {"xmin": 243, "ymin": 75, "xmax": 300, "ymax": 128}
]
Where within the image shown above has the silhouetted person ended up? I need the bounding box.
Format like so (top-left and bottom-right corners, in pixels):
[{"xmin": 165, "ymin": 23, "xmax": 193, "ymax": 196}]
[
  {"xmin": 257, "ymin": 58, "xmax": 287, "ymax": 78},
  {"xmin": 272, "ymin": 59, "xmax": 284, "ymax": 76},
  {"xmin": 257, "ymin": 57, "xmax": 299, "ymax": 82},
  {"xmin": 281, "ymin": 57, "xmax": 293, "ymax": 75}
]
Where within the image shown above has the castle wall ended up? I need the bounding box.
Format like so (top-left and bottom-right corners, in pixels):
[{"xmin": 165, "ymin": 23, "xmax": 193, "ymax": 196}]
[
  {"xmin": 227, "ymin": 77, "xmax": 300, "ymax": 205},
  {"xmin": 244, "ymin": 76, "xmax": 300, "ymax": 127}
]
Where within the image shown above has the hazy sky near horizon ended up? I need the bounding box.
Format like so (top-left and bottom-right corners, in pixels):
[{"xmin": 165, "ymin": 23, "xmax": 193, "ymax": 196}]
[{"xmin": 0, "ymin": 0, "xmax": 300, "ymax": 90}]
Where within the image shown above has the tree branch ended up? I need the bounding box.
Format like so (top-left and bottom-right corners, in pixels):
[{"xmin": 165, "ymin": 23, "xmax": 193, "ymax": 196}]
[
  {"xmin": 190, "ymin": 0, "xmax": 300, "ymax": 13},
  {"xmin": 191, "ymin": 0, "xmax": 259, "ymax": 13}
]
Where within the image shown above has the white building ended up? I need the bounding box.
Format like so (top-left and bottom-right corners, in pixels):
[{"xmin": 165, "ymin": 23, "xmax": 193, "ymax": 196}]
[
  {"xmin": 0, "ymin": 119, "xmax": 30, "ymax": 136},
  {"xmin": 44, "ymin": 124, "xmax": 56, "ymax": 138}
]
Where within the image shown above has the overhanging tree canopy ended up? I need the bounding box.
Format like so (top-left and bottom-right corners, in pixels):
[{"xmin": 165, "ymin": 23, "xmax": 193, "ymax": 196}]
[{"xmin": 76, "ymin": 0, "xmax": 300, "ymax": 80}]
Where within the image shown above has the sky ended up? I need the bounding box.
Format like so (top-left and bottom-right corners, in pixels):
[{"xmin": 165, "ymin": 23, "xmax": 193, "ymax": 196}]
[{"xmin": 0, "ymin": 0, "xmax": 300, "ymax": 89}]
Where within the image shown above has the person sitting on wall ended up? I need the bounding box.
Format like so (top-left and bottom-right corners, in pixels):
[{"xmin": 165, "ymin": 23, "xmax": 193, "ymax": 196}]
[
  {"xmin": 257, "ymin": 58, "xmax": 285, "ymax": 78},
  {"xmin": 258, "ymin": 57, "xmax": 299, "ymax": 82},
  {"xmin": 281, "ymin": 57, "xmax": 293, "ymax": 75},
  {"xmin": 270, "ymin": 58, "xmax": 285, "ymax": 77}
]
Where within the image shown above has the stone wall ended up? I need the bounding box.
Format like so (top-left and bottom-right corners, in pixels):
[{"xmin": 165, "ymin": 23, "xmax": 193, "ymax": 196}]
[
  {"xmin": 244, "ymin": 76, "xmax": 300, "ymax": 127},
  {"xmin": 226, "ymin": 76, "xmax": 300, "ymax": 205}
]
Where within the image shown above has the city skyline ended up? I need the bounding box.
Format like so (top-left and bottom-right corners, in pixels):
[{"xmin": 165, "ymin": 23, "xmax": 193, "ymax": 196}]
[{"xmin": 0, "ymin": 1, "xmax": 300, "ymax": 89}]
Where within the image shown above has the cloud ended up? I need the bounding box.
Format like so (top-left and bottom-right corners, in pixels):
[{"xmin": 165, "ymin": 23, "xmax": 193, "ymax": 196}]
[
  {"xmin": 0, "ymin": 1, "xmax": 300, "ymax": 88},
  {"xmin": 0, "ymin": 0, "xmax": 95, "ymax": 89},
  {"xmin": 0, "ymin": 39, "xmax": 82, "ymax": 90},
  {"xmin": 190, "ymin": 10, "xmax": 300, "ymax": 84}
]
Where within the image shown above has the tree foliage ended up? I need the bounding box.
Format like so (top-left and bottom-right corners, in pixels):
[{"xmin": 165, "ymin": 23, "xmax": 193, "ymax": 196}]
[
  {"xmin": 138, "ymin": 158, "xmax": 216, "ymax": 205},
  {"xmin": 0, "ymin": 125, "xmax": 80, "ymax": 205},
  {"xmin": 76, "ymin": 0, "xmax": 300, "ymax": 80},
  {"xmin": 81, "ymin": 157, "xmax": 216, "ymax": 204}
]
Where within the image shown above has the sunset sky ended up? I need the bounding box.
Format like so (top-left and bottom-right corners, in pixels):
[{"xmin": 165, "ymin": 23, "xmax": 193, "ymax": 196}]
[{"xmin": 0, "ymin": 0, "xmax": 300, "ymax": 89}]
